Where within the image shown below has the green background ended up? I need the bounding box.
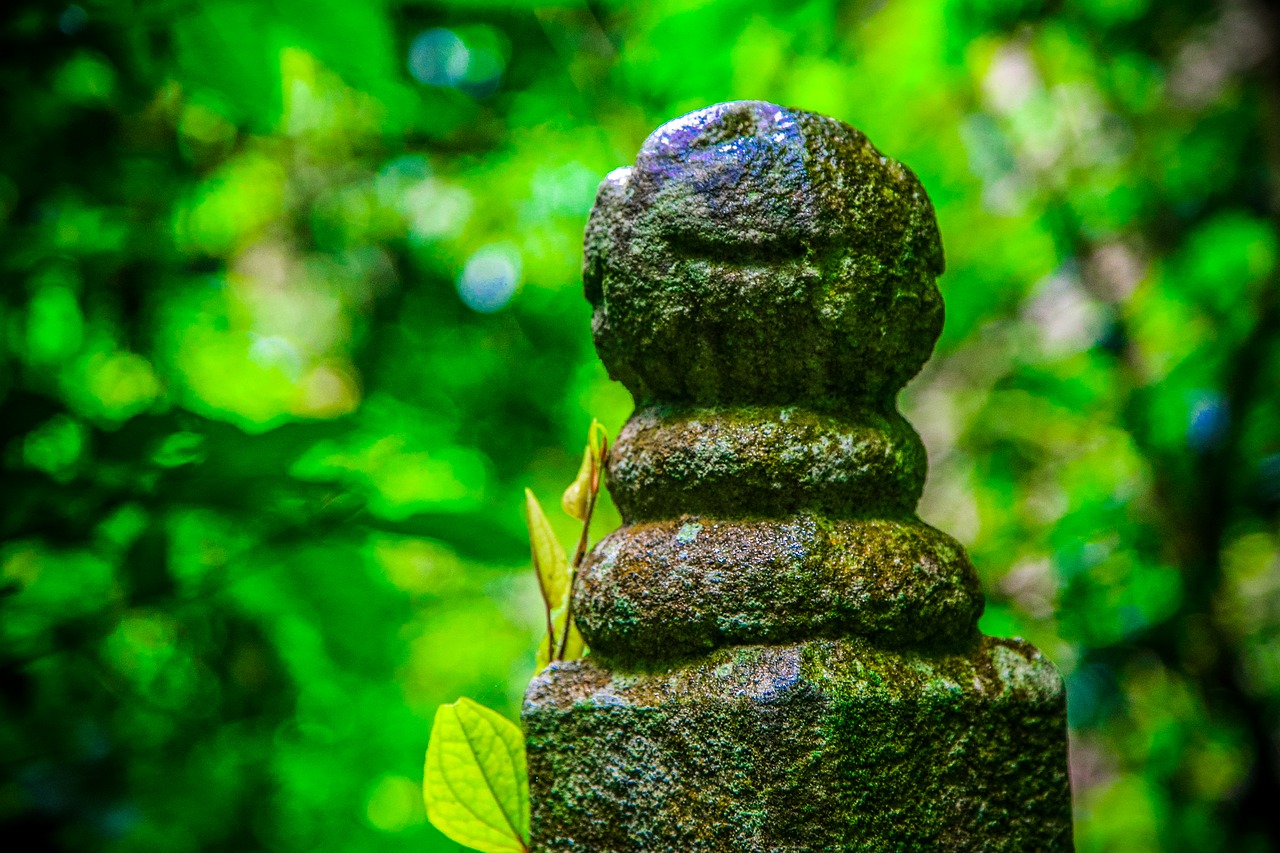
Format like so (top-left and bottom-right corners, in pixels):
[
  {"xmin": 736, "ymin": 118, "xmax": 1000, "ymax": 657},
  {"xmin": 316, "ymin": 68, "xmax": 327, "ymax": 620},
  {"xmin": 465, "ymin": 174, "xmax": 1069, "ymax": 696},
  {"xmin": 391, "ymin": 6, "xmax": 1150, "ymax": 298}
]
[{"xmin": 2, "ymin": 0, "xmax": 1279, "ymax": 850}]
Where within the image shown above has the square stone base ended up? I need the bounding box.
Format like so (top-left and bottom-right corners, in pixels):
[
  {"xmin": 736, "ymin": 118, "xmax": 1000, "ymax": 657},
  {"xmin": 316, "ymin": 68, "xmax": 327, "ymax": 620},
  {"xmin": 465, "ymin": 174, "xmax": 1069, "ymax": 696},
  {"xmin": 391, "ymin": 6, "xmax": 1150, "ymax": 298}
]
[{"xmin": 523, "ymin": 636, "xmax": 1072, "ymax": 851}]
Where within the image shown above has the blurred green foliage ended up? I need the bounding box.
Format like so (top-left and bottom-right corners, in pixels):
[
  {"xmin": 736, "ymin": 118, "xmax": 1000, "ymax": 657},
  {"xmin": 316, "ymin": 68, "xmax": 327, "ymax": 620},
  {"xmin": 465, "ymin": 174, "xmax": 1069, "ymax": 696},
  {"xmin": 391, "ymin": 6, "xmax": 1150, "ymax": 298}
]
[{"xmin": 1, "ymin": 0, "xmax": 1279, "ymax": 850}]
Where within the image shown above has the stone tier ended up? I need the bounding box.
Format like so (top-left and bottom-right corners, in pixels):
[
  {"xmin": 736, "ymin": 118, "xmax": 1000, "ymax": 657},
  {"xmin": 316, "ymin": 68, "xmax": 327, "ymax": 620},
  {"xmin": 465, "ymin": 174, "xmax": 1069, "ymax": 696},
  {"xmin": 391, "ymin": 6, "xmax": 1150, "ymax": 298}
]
[
  {"xmin": 575, "ymin": 515, "xmax": 983, "ymax": 663},
  {"xmin": 524, "ymin": 637, "xmax": 1073, "ymax": 852},
  {"xmin": 584, "ymin": 104, "xmax": 944, "ymax": 408},
  {"xmin": 608, "ymin": 405, "xmax": 926, "ymax": 521}
]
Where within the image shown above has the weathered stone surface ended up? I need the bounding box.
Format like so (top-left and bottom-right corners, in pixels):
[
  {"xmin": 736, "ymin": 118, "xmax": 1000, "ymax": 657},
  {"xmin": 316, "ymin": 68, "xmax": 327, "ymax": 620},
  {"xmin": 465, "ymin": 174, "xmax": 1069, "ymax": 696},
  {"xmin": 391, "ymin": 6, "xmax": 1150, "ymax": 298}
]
[
  {"xmin": 608, "ymin": 405, "xmax": 927, "ymax": 521},
  {"xmin": 526, "ymin": 637, "xmax": 1071, "ymax": 851},
  {"xmin": 525, "ymin": 100, "xmax": 1073, "ymax": 851},
  {"xmin": 576, "ymin": 516, "xmax": 983, "ymax": 662},
  {"xmin": 584, "ymin": 101, "xmax": 944, "ymax": 408}
]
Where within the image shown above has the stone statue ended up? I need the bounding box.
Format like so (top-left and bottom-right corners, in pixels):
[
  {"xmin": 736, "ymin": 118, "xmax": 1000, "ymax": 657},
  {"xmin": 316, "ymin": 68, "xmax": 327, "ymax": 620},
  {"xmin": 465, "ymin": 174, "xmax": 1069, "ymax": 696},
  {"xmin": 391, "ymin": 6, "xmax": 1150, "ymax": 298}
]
[{"xmin": 523, "ymin": 101, "xmax": 1073, "ymax": 851}]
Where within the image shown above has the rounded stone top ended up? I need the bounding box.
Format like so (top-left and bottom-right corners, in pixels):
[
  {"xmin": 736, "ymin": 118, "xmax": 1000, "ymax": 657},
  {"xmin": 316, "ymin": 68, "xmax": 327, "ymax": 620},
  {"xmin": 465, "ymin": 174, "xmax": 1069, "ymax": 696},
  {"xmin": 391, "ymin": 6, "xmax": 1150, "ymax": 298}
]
[{"xmin": 584, "ymin": 100, "xmax": 945, "ymax": 408}]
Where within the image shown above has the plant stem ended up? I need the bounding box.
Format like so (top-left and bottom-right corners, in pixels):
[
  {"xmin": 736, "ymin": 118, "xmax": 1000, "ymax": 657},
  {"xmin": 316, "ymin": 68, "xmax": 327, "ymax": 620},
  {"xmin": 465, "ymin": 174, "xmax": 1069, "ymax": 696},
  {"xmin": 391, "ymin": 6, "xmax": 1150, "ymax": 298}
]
[
  {"xmin": 556, "ymin": 489, "xmax": 595, "ymax": 661},
  {"xmin": 557, "ymin": 440, "xmax": 607, "ymax": 661}
]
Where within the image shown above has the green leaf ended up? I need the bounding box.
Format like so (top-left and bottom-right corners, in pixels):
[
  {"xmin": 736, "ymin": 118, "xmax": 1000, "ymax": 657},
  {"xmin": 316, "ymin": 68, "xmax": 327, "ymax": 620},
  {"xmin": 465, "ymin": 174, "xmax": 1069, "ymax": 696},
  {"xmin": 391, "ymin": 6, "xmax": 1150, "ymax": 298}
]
[
  {"xmin": 561, "ymin": 419, "xmax": 609, "ymax": 521},
  {"xmin": 560, "ymin": 613, "xmax": 585, "ymax": 662},
  {"xmin": 588, "ymin": 419, "xmax": 608, "ymax": 460},
  {"xmin": 560, "ymin": 444, "xmax": 594, "ymax": 521},
  {"xmin": 524, "ymin": 488, "xmax": 569, "ymax": 612},
  {"xmin": 423, "ymin": 698, "xmax": 530, "ymax": 853}
]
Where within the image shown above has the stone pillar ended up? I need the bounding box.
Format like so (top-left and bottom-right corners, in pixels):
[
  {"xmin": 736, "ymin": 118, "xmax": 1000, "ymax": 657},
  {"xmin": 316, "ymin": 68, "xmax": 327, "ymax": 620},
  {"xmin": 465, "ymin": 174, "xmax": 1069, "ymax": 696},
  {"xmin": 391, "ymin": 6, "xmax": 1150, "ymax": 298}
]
[{"xmin": 523, "ymin": 101, "xmax": 1073, "ymax": 851}]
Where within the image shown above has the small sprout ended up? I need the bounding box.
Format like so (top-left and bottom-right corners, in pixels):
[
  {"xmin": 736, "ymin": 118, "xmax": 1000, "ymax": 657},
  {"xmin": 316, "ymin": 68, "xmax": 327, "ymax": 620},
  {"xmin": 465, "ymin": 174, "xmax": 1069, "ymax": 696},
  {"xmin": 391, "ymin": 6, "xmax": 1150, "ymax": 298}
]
[
  {"xmin": 561, "ymin": 445, "xmax": 595, "ymax": 521},
  {"xmin": 562, "ymin": 419, "xmax": 609, "ymax": 521},
  {"xmin": 528, "ymin": 420, "xmax": 610, "ymax": 668},
  {"xmin": 587, "ymin": 418, "xmax": 608, "ymax": 460},
  {"xmin": 421, "ymin": 419, "xmax": 614, "ymax": 851},
  {"xmin": 525, "ymin": 488, "xmax": 570, "ymax": 651}
]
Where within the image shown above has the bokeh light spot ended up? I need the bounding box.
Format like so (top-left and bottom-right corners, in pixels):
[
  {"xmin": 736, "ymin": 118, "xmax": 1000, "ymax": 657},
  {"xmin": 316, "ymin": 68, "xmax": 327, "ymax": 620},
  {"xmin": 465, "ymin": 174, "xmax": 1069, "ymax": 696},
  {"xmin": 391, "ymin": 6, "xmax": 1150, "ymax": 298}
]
[
  {"xmin": 83, "ymin": 351, "xmax": 161, "ymax": 420},
  {"xmin": 408, "ymin": 29, "xmax": 469, "ymax": 87},
  {"xmin": 54, "ymin": 52, "xmax": 115, "ymax": 103},
  {"xmin": 457, "ymin": 244, "xmax": 521, "ymax": 313},
  {"xmin": 25, "ymin": 285, "xmax": 84, "ymax": 364},
  {"xmin": 23, "ymin": 415, "xmax": 87, "ymax": 479},
  {"xmin": 365, "ymin": 774, "xmax": 424, "ymax": 832},
  {"xmin": 1187, "ymin": 392, "xmax": 1229, "ymax": 452},
  {"xmin": 58, "ymin": 5, "xmax": 88, "ymax": 36},
  {"xmin": 152, "ymin": 432, "xmax": 207, "ymax": 468},
  {"xmin": 402, "ymin": 177, "xmax": 472, "ymax": 241},
  {"xmin": 295, "ymin": 363, "xmax": 360, "ymax": 419},
  {"xmin": 248, "ymin": 335, "xmax": 304, "ymax": 379}
]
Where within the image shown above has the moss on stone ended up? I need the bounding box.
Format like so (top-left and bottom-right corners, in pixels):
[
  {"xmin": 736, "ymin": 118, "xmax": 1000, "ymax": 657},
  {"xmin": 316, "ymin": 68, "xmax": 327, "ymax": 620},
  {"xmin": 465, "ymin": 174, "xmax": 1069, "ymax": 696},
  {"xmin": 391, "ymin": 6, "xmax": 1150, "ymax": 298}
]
[
  {"xmin": 608, "ymin": 404, "xmax": 927, "ymax": 522},
  {"xmin": 527, "ymin": 101, "xmax": 1073, "ymax": 851},
  {"xmin": 575, "ymin": 516, "xmax": 984, "ymax": 664},
  {"xmin": 584, "ymin": 101, "xmax": 944, "ymax": 408},
  {"xmin": 523, "ymin": 637, "xmax": 1072, "ymax": 851}
]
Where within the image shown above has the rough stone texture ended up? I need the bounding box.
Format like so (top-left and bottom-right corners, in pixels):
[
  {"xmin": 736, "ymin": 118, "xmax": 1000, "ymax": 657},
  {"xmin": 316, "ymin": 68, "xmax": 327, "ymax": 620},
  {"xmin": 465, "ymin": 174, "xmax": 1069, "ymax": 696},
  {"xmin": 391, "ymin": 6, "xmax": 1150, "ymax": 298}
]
[
  {"xmin": 608, "ymin": 405, "xmax": 927, "ymax": 521},
  {"xmin": 576, "ymin": 516, "xmax": 983, "ymax": 661},
  {"xmin": 525, "ymin": 101, "xmax": 1073, "ymax": 851},
  {"xmin": 584, "ymin": 102, "xmax": 944, "ymax": 408},
  {"xmin": 527, "ymin": 638, "xmax": 1070, "ymax": 852}
]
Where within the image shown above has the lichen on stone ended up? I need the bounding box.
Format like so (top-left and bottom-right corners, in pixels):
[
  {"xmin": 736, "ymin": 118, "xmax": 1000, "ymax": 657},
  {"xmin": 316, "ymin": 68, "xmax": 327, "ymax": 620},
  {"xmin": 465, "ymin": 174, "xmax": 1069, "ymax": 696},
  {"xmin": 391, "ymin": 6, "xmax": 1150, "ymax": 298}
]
[
  {"xmin": 585, "ymin": 101, "xmax": 944, "ymax": 408},
  {"xmin": 525, "ymin": 100, "xmax": 1073, "ymax": 851},
  {"xmin": 608, "ymin": 404, "xmax": 928, "ymax": 522},
  {"xmin": 575, "ymin": 515, "xmax": 985, "ymax": 664},
  {"xmin": 525, "ymin": 638, "xmax": 1071, "ymax": 851}
]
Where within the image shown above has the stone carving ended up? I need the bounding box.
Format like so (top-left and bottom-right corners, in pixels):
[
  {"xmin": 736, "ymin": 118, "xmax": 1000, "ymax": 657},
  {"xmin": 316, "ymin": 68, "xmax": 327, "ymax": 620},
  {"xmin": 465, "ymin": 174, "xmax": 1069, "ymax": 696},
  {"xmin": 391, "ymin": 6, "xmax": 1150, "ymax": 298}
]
[{"xmin": 524, "ymin": 101, "xmax": 1074, "ymax": 851}]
